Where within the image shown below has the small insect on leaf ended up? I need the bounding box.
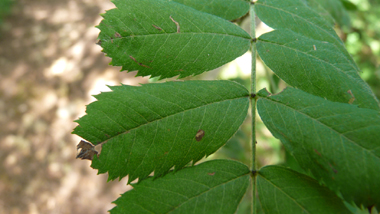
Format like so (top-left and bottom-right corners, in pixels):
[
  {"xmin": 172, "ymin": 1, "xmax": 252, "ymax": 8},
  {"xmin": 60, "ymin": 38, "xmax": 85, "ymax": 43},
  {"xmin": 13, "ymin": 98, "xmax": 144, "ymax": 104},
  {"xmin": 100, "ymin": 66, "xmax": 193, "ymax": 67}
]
[
  {"xmin": 195, "ymin": 129, "xmax": 205, "ymax": 141},
  {"xmin": 76, "ymin": 140, "xmax": 98, "ymax": 160}
]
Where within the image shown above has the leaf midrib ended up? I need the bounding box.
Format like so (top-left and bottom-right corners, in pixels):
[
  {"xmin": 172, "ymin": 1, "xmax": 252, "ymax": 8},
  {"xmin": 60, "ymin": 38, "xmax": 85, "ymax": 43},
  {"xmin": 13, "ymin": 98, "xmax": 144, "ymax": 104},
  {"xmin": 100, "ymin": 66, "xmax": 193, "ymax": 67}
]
[
  {"xmin": 258, "ymin": 39, "xmax": 361, "ymax": 85},
  {"xmin": 167, "ymin": 173, "xmax": 249, "ymax": 213},
  {"xmin": 100, "ymin": 31, "xmax": 252, "ymax": 42},
  {"xmin": 258, "ymin": 96, "xmax": 380, "ymax": 161},
  {"xmin": 258, "ymin": 173, "xmax": 312, "ymax": 214},
  {"xmin": 255, "ymin": 2, "xmax": 344, "ymax": 48},
  {"xmin": 124, "ymin": 172, "xmax": 249, "ymax": 213},
  {"xmin": 96, "ymin": 95, "xmax": 249, "ymax": 146}
]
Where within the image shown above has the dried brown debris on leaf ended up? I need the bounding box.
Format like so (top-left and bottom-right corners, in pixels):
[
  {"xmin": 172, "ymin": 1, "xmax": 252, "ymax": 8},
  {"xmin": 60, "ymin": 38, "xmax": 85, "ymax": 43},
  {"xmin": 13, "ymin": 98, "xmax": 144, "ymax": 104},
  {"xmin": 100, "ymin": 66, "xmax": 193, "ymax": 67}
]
[{"xmin": 76, "ymin": 140, "xmax": 98, "ymax": 160}]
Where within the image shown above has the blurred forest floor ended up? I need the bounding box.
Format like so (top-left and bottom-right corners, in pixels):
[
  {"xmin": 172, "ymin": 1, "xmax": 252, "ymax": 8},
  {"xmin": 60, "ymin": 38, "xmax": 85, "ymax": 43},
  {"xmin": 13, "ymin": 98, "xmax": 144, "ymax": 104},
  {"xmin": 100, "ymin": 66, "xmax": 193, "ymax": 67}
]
[
  {"xmin": 0, "ymin": 0, "xmax": 148, "ymax": 213},
  {"xmin": 0, "ymin": 0, "xmax": 379, "ymax": 214}
]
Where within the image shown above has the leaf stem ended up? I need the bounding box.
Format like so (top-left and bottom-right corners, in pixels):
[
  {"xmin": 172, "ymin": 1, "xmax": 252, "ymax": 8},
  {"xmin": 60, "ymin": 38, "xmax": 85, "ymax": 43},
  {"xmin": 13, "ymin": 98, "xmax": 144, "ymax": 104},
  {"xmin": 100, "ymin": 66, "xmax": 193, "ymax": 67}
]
[{"xmin": 250, "ymin": 3, "xmax": 257, "ymax": 214}]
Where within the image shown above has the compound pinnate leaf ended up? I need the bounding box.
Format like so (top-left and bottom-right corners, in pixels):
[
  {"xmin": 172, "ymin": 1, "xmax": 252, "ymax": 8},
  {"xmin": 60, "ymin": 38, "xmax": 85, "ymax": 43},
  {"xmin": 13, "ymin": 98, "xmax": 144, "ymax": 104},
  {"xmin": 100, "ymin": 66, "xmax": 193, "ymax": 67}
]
[
  {"xmin": 255, "ymin": 0, "xmax": 379, "ymax": 110},
  {"xmin": 257, "ymin": 87, "xmax": 380, "ymax": 209},
  {"xmin": 73, "ymin": 81, "xmax": 249, "ymax": 182},
  {"xmin": 111, "ymin": 159, "xmax": 250, "ymax": 214},
  {"xmin": 97, "ymin": 0, "xmax": 251, "ymax": 79},
  {"xmin": 258, "ymin": 165, "xmax": 350, "ymax": 214},
  {"xmin": 173, "ymin": 0, "xmax": 250, "ymax": 21}
]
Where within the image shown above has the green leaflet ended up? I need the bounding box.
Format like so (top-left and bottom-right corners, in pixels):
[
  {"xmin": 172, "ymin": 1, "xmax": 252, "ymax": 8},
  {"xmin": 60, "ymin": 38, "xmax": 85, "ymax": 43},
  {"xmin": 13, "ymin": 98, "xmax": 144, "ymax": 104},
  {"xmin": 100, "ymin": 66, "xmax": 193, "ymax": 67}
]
[
  {"xmin": 255, "ymin": 0, "xmax": 344, "ymax": 49},
  {"xmin": 255, "ymin": 0, "xmax": 380, "ymax": 110},
  {"xmin": 257, "ymin": 30, "xmax": 379, "ymax": 110},
  {"xmin": 173, "ymin": 0, "xmax": 250, "ymax": 21},
  {"xmin": 257, "ymin": 165, "xmax": 350, "ymax": 214},
  {"xmin": 340, "ymin": 0, "xmax": 358, "ymax": 11},
  {"xmin": 73, "ymin": 81, "xmax": 249, "ymax": 182},
  {"xmin": 302, "ymin": 0, "xmax": 335, "ymax": 26},
  {"xmin": 111, "ymin": 159, "xmax": 250, "ymax": 214},
  {"xmin": 97, "ymin": 0, "xmax": 251, "ymax": 79},
  {"xmin": 257, "ymin": 87, "xmax": 380, "ymax": 209},
  {"xmin": 303, "ymin": 0, "xmax": 350, "ymax": 27},
  {"xmin": 313, "ymin": 0, "xmax": 351, "ymax": 27}
]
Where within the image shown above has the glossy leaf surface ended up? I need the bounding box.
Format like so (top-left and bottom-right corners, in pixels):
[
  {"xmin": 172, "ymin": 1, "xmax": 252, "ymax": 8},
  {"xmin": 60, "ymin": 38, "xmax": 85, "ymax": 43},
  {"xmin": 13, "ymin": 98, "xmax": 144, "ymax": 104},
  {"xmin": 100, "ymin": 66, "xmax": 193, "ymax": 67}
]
[
  {"xmin": 111, "ymin": 159, "xmax": 250, "ymax": 214},
  {"xmin": 257, "ymin": 87, "xmax": 380, "ymax": 208},
  {"xmin": 315, "ymin": 0, "xmax": 351, "ymax": 27},
  {"xmin": 255, "ymin": 0, "xmax": 380, "ymax": 110},
  {"xmin": 173, "ymin": 0, "xmax": 250, "ymax": 20},
  {"xmin": 97, "ymin": 0, "xmax": 251, "ymax": 79},
  {"xmin": 257, "ymin": 165, "xmax": 351, "ymax": 214},
  {"xmin": 73, "ymin": 81, "xmax": 249, "ymax": 182}
]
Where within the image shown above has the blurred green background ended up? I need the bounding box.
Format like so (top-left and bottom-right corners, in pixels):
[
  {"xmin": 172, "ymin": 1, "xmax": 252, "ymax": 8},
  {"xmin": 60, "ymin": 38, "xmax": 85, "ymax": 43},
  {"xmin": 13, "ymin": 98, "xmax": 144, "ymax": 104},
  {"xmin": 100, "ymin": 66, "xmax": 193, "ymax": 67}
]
[
  {"xmin": 0, "ymin": 0, "xmax": 13, "ymax": 24},
  {"xmin": 0, "ymin": 0, "xmax": 379, "ymax": 213}
]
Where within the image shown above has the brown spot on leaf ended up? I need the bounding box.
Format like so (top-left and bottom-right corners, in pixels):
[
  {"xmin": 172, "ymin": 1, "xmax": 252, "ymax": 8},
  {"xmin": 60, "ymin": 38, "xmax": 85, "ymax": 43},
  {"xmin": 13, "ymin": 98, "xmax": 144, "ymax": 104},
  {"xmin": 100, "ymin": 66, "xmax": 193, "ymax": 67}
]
[
  {"xmin": 129, "ymin": 55, "xmax": 151, "ymax": 68},
  {"xmin": 313, "ymin": 45, "xmax": 316, "ymax": 50},
  {"xmin": 152, "ymin": 24, "xmax": 162, "ymax": 31},
  {"xmin": 208, "ymin": 172, "xmax": 215, "ymax": 176},
  {"xmin": 76, "ymin": 140, "xmax": 98, "ymax": 160},
  {"xmin": 314, "ymin": 149, "xmax": 321, "ymax": 156},
  {"xmin": 195, "ymin": 129, "xmax": 205, "ymax": 141},
  {"xmin": 114, "ymin": 32, "xmax": 121, "ymax": 38},
  {"xmin": 329, "ymin": 163, "xmax": 338, "ymax": 174}
]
